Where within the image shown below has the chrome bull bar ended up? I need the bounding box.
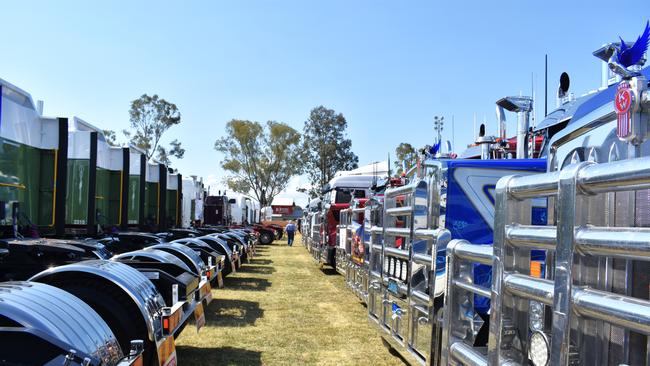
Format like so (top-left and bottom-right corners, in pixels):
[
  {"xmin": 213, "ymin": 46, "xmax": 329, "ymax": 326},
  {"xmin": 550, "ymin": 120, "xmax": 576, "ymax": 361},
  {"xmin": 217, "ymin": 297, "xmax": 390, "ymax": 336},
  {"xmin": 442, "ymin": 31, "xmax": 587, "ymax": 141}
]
[
  {"xmin": 442, "ymin": 156, "xmax": 650, "ymax": 365},
  {"xmin": 310, "ymin": 214, "xmax": 322, "ymax": 260},
  {"xmin": 371, "ymin": 178, "xmax": 451, "ymax": 365},
  {"xmin": 337, "ymin": 207, "xmax": 352, "ymax": 275},
  {"xmin": 346, "ymin": 206, "xmax": 370, "ymax": 302}
]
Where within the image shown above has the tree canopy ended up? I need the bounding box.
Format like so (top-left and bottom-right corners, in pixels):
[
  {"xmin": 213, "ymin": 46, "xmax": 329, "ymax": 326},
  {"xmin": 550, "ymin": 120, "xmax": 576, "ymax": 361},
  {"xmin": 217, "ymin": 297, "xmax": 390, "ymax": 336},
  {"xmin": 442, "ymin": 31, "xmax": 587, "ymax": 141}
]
[
  {"xmin": 215, "ymin": 120, "xmax": 302, "ymax": 206},
  {"xmin": 102, "ymin": 130, "xmax": 118, "ymax": 147},
  {"xmin": 125, "ymin": 94, "xmax": 184, "ymax": 165},
  {"xmin": 394, "ymin": 142, "xmax": 417, "ymax": 176},
  {"xmin": 302, "ymin": 106, "xmax": 358, "ymax": 197}
]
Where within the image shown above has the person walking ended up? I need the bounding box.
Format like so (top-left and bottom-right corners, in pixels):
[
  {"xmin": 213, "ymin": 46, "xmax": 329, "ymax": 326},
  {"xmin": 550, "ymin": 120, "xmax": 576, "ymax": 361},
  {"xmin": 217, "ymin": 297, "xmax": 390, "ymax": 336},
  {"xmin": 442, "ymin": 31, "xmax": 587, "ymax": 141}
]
[{"xmin": 285, "ymin": 220, "xmax": 297, "ymax": 246}]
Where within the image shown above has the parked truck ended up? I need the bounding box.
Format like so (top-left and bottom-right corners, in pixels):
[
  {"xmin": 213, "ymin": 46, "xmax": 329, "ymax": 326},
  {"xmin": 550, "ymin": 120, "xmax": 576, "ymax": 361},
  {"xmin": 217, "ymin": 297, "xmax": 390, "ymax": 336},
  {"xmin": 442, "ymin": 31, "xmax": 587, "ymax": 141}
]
[
  {"xmin": 441, "ymin": 35, "xmax": 650, "ymax": 366},
  {"xmin": 314, "ymin": 175, "xmax": 377, "ymax": 269},
  {"xmin": 203, "ymin": 194, "xmax": 231, "ymax": 226}
]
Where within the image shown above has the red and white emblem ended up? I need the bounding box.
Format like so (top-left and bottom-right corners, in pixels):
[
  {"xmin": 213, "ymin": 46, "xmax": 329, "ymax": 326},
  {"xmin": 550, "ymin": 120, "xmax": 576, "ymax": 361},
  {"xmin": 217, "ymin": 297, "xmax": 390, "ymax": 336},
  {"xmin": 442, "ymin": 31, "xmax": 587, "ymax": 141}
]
[{"xmin": 615, "ymin": 82, "xmax": 633, "ymax": 139}]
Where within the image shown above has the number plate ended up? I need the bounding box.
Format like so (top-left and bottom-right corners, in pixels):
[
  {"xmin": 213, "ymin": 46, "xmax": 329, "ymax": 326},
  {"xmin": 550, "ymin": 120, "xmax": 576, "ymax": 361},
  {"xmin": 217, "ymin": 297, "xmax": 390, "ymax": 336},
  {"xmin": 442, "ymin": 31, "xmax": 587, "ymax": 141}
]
[
  {"xmin": 387, "ymin": 280, "xmax": 399, "ymax": 295},
  {"xmin": 194, "ymin": 302, "xmax": 206, "ymax": 332}
]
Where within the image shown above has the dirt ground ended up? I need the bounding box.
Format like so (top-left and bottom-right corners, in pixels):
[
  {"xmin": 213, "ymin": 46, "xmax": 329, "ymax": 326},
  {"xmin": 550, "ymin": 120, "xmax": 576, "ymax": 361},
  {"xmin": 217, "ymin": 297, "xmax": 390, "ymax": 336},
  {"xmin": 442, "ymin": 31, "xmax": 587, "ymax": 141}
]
[{"xmin": 175, "ymin": 235, "xmax": 405, "ymax": 366}]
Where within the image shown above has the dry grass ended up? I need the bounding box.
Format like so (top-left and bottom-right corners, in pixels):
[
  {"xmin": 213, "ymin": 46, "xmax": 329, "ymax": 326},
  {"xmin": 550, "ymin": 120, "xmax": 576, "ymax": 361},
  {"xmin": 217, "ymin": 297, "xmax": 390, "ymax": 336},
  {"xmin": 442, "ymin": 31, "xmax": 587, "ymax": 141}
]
[{"xmin": 175, "ymin": 234, "xmax": 405, "ymax": 366}]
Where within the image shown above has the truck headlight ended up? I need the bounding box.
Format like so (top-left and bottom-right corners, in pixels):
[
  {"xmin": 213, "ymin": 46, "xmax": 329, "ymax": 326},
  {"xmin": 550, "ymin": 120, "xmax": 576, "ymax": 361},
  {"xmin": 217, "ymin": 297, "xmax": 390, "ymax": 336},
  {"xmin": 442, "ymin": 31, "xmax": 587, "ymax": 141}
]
[
  {"xmin": 529, "ymin": 300, "xmax": 544, "ymax": 331},
  {"xmin": 528, "ymin": 331, "xmax": 550, "ymax": 366}
]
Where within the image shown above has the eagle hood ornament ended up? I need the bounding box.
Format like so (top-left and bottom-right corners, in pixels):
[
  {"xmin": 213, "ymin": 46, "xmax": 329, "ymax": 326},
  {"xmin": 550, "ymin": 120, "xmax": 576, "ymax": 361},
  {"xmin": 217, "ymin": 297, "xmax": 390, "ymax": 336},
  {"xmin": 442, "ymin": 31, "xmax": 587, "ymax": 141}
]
[{"xmin": 607, "ymin": 21, "xmax": 650, "ymax": 79}]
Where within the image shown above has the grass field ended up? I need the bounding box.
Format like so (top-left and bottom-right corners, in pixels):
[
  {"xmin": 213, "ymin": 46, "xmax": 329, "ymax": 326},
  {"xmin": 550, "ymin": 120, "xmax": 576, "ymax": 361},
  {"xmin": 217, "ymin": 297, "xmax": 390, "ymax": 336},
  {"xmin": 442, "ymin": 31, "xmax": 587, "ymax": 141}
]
[{"xmin": 175, "ymin": 235, "xmax": 405, "ymax": 366}]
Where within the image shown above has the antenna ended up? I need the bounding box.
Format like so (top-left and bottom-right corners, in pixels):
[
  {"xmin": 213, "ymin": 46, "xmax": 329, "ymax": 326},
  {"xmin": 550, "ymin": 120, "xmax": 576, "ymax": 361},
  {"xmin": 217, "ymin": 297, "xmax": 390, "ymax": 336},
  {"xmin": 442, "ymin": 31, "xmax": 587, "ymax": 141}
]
[
  {"xmin": 531, "ymin": 72, "xmax": 536, "ymax": 128},
  {"xmin": 544, "ymin": 54, "xmax": 548, "ymax": 116},
  {"xmin": 451, "ymin": 115, "xmax": 455, "ymax": 152},
  {"xmin": 387, "ymin": 153, "xmax": 391, "ymax": 177}
]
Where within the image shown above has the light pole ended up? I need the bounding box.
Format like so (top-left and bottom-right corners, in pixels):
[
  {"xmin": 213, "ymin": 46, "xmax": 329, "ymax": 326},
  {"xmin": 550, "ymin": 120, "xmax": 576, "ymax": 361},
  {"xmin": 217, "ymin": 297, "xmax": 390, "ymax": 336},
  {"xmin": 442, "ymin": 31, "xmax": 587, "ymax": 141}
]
[{"xmin": 433, "ymin": 116, "xmax": 444, "ymax": 143}]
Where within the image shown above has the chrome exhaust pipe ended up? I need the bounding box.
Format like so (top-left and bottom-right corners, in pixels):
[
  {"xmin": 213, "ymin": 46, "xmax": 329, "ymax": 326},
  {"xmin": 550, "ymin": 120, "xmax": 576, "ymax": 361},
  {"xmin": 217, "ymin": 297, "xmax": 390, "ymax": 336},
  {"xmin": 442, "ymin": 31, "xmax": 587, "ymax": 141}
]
[{"xmin": 496, "ymin": 96, "xmax": 533, "ymax": 159}]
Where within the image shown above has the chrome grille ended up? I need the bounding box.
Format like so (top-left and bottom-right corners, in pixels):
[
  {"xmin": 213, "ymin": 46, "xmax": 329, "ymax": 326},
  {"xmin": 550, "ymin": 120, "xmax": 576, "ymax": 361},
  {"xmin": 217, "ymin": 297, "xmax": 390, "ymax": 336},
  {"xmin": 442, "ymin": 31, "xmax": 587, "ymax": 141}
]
[
  {"xmin": 442, "ymin": 156, "xmax": 650, "ymax": 365},
  {"xmin": 371, "ymin": 171, "xmax": 450, "ymax": 366}
]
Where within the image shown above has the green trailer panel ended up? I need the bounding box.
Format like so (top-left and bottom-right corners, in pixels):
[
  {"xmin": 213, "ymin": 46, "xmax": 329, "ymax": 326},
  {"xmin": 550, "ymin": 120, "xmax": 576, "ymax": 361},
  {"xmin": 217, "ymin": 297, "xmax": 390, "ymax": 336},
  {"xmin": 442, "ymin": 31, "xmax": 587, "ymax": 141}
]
[
  {"xmin": 108, "ymin": 170, "xmax": 121, "ymax": 226},
  {"xmin": 165, "ymin": 189, "xmax": 178, "ymax": 228},
  {"xmin": 65, "ymin": 159, "xmax": 90, "ymax": 225},
  {"xmin": 127, "ymin": 175, "xmax": 140, "ymax": 225},
  {"xmin": 95, "ymin": 167, "xmax": 121, "ymax": 227},
  {"xmin": 0, "ymin": 137, "xmax": 55, "ymax": 228},
  {"xmin": 144, "ymin": 181, "xmax": 158, "ymax": 226}
]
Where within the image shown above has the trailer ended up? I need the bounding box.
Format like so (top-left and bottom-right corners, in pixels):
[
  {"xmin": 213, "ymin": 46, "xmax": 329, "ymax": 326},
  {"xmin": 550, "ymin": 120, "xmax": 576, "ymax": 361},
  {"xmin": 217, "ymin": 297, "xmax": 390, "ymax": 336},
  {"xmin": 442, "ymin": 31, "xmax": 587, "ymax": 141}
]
[
  {"xmin": 181, "ymin": 176, "xmax": 204, "ymax": 228},
  {"xmin": 143, "ymin": 161, "xmax": 168, "ymax": 231},
  {"xmin": 165, "ymin": 170, "xmax": 183, "ymax": 230},
  {"xmin": 0, "ymin": 79, "xmax": 67, "ymax": 237},
  {"xmin": 229, "ymin": 192, "xmax": 260, "ymax": 225},
  {"xmin": 0, "ymin": 79, "xmax": 214, "ymax": 365},
  {"xmin": 126, "ymin": 145, "xmax": 148, "ymax": 230}
]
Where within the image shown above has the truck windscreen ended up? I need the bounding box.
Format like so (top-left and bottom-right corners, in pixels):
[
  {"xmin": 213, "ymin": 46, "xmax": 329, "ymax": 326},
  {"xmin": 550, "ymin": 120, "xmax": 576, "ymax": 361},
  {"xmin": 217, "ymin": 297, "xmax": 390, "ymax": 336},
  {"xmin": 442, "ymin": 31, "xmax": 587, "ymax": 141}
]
[{"xmin": 335, "ymin": 189, "xmax": 365, "ymax": 203}]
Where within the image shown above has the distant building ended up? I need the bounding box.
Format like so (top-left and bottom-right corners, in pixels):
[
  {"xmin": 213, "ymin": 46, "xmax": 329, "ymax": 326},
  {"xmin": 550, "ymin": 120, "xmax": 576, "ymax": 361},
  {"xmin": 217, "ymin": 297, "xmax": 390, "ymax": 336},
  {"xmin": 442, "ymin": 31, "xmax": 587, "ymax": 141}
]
[{"xmin": 270, "ymin": 196, "xmax": 303, "ymax": 220}]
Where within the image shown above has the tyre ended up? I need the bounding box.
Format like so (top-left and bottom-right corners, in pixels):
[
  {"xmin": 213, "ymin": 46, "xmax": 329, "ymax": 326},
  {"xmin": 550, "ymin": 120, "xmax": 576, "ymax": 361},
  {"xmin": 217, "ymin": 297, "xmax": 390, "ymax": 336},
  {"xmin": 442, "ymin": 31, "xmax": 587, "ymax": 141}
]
[
  {"xmin": 328, "ymin": 248, "xmax": 336, "ymax": 269},
  {"xmin": 259, "ymin": 232, "xmax": 273, "ymax": 245}
]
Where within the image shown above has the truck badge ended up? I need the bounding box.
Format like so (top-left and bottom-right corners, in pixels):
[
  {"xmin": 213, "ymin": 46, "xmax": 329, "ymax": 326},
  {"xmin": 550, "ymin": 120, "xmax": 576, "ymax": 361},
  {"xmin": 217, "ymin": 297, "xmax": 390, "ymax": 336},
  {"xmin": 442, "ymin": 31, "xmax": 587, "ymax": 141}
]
[{"xmin": 615, "ymin": 82, "xmax": 633, "ymax": 139}]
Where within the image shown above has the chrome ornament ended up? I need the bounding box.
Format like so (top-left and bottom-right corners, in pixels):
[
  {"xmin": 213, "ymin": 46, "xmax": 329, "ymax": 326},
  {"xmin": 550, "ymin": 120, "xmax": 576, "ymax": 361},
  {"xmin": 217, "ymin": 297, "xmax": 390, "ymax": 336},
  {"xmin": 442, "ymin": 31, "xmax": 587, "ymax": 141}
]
[{"xmin": 615, "ymin": 81, "xmax": 634, "ymax": 139}]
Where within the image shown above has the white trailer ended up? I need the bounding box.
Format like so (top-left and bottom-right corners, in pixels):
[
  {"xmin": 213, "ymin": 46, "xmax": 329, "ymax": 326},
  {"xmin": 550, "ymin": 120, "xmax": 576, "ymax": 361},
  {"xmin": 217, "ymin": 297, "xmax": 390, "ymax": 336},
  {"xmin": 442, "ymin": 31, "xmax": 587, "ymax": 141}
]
[
  {"xmin": 228, "ymin": 192, "xmax": 260, "ymax": 225},
  {"xmin": 182, "ymin": 176, "xmax": 204, "ymax": 227}
]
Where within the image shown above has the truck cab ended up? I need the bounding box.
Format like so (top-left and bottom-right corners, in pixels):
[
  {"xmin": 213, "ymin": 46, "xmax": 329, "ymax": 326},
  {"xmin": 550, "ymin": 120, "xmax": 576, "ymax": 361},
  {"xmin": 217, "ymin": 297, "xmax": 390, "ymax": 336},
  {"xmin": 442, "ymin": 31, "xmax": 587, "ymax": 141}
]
[{"xmin": 317, "ymin": 175, "xmax": 375, "ymax": 269}]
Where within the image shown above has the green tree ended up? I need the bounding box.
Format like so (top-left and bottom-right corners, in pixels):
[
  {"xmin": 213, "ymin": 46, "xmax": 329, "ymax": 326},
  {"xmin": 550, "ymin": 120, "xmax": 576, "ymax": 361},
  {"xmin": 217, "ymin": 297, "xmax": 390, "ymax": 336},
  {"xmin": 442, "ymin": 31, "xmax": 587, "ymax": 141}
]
[
  {"xmin": 215, "ymin": 120, "xmax": 302, "ymax": 206},
  {"xmin": 156, "ymin": 140, "xmax": 185, "ymax": 166},
  {"xmin": 125, "ymin": 94, "xmax": 183, "ymax": 165},
  {"xmin": 102, "ymin": 130, "xmax": 118, "ymax": 146},
  {"xmin": 394, "ymin": 142, "xmax": 417, "ymax": 176},
  {"xmin": 302, "ymin": 106, "xmax": 358, "ymax": 197}
]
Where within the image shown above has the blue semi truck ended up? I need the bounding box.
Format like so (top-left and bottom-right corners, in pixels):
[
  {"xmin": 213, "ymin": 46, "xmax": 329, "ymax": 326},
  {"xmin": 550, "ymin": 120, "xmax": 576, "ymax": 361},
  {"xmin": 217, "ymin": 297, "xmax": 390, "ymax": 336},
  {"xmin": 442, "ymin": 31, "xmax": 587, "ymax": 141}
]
[{"xmin": 354, "ymin": 30, "xmax": 650, "ymax": 365}]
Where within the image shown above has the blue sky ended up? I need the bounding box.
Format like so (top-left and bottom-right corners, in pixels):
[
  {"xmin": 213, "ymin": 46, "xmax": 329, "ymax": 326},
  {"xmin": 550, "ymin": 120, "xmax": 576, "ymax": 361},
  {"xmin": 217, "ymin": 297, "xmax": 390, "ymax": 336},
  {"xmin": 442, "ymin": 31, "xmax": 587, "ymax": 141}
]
[{"xmin": 2, "ymin": 1, "xmax": 647, "ymax": 205}]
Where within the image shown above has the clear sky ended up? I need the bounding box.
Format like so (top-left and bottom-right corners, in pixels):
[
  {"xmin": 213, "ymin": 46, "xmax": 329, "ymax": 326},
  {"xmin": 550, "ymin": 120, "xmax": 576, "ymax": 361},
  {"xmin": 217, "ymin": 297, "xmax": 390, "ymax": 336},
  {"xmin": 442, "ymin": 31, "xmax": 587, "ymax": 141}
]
[{"xmin": 2, "ymin": 1, "xmax": 647, "ymax": 206}]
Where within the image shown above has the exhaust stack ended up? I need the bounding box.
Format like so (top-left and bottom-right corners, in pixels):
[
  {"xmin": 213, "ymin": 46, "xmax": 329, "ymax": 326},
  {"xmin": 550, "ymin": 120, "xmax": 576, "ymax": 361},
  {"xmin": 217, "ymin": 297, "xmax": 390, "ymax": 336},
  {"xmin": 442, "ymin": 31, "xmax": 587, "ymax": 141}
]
[
  {"xmin": 496, "ymin": 96, "xmax": 533, "ymax": 159},
  {"xmin": 37, "ymin": 100, "xmax": 44, "ymax": 116},
  {"xmin": 495, "ymin": 105, "xmax": 507, "ymax": 140},
  {"xmin": 475, "ymin": 124, "xmax": 496, "ymax": 160}
]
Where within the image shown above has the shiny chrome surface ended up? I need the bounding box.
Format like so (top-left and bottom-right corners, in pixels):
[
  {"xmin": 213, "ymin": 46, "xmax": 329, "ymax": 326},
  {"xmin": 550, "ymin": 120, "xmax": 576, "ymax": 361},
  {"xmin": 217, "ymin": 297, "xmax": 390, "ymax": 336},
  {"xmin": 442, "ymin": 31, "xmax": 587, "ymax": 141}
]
[
  {"xmin": 0, "ymin": 281, "xmax": 123, "ymax": 365},
  {"xmin": 30, "ymin": 260, "xmax": 166, "ymax": 342},
  {"xmin": 371, "ymin": 171, "xmax": 451, "ymax": 366},
  {"xmin": 113, "ymin": 249, "xmax": 194, "ymax": 274},
  {"xmin": 444, "ymin": 155, "xmax": 650, "ymax": 365},
  {"xmin": 150, "ymin": 242, "xmax": 206, "ymax": 274}
]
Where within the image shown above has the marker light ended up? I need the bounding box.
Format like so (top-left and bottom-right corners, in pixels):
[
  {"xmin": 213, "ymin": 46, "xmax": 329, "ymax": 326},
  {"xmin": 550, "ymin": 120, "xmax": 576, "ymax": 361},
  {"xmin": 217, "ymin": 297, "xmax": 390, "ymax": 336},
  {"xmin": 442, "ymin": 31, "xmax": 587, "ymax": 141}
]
[
  {"xmin": 528, "ymin": 331, "xmax": 550, "ymax": 366},
  {"xmin": 529, "ymin": 300, "xmax": 544, "ymax": 331},
  {"xmin": 530, "ymin": 260, "xmax": 543, "ymax": 278}
]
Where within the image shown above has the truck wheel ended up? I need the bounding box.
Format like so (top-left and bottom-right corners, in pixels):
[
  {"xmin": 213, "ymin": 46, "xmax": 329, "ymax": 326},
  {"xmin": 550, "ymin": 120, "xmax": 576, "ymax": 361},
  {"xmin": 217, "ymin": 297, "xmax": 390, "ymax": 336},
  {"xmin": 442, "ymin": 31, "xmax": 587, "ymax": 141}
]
[
  {"xmin": 46, "ymin": 276, "xmax": 158, "ymax": 366},
  {"xmin": 260, "ymin": 232, "xmax": 273, "ymax": 245}
]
